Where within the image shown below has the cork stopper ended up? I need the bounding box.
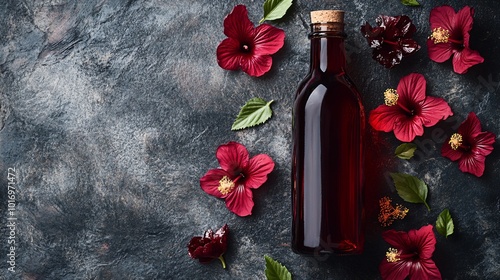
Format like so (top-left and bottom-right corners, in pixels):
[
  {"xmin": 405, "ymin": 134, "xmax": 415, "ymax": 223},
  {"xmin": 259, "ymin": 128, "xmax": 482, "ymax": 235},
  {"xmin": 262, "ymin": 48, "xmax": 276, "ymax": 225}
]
[{"xmin": 310, "ymin": 10, "xmax": 344, "ymax": 24}]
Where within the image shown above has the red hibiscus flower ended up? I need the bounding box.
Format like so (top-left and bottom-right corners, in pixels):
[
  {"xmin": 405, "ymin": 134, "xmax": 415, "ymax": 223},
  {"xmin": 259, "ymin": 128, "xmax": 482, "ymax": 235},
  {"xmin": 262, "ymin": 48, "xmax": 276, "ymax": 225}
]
[
  {"xmin": 200, "ymin": 141, "xmax": 274, "ymax": 216},
  {"xmin": 187, "ymin": 224, "xmax": 229, "ymax": 268},
  {"xmin": 427, "ymin": 5, "xmax": 484, "ymax": 74},
  {"xmin": 216, "ymin": 5, "xmax": 285, "ymax": 77},
  {"xmin": 441, "ymin": 112, "xmax": 495, "ymax": 177},
  {"xmin": 360, "ymin": 15, "xmax": 420, "ymax": 68},
  {"xmin": 369, "ymin": 73, "xmax": 453, "ymax": 142},
  {"xmin": 380, "ymin": 225, "xmax": 442, "ymax": 280}
]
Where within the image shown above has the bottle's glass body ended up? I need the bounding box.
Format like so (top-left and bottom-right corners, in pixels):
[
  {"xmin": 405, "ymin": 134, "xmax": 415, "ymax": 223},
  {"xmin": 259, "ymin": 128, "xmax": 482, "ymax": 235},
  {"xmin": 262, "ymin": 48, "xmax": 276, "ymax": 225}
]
[{"xmin": 291, "ymin": 21, "xmax": 366, "ymax": 255}]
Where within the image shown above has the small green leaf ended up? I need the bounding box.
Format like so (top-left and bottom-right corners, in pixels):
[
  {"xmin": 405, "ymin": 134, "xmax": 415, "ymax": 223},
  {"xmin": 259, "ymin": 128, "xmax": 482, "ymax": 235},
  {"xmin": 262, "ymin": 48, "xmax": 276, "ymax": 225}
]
[
  {"xmin": 260, "ymin": 0, "xmax": 293, "ymax": 24},
  {"xmin": 231, "ymin": 98, "xmax": 273, "ymax": 130},
  {"xmin": 436, "ymin": 209, "xmax": 454, "ymax": 238},
  {"xmin": 395, "ymin": 143, "xmax": 417, "ymax": 159},
  {"xmin": 265, "ymin": 255, "xmax": 292, "ymax": 280},
  {"xmin": 390, "ymin": 173, "xmax": 430, "ymax": 211},
  {"xmin": 401, "ymin": 0, "xmax": 420, "ymax": 6}
]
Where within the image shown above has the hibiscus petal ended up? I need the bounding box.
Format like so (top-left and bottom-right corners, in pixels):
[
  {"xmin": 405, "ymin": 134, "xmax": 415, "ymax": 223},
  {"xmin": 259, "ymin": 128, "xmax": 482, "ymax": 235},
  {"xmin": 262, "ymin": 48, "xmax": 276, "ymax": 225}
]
[
  {"xmin": 397, "ymin": 73, "xmax": 426, "ymax": 104},
  {"xmin": 382, "ymin": 229, "xmax": 411, "ymax": 249},
  {"xmin": 426, "ymin": 39, "xmax": 453, "ymax": 63},
  {"xmin": 383, "ymin": 15, "xmax": 410, "ymax": 40},
  {"xmin": 200, "ymin": 169, "xmax": 231, "ymax": 198},
  {"xmin": 381, "ymin": 226, "xmax": 439, "ymax": 280},
  {"xmin": 382, "ymin": 225, "xmax": 436, "ymax": 259},
  {"xmin": 214, "ymin": 224, "xmax": 229, "ymax": 239},
  {"xmin": 217, "ymin": 37, "xmax": 244, "ymax": 70},
  {"xmin": 223, "ymin": 5, "xmax": 254, "ymax": 40},
  {"xmin": 360, "ymin": 22, "xmax": 375, "ymax": 42},
  {"xmin": 392, "ymin": 117, "xmax": 424, "ymax": 142},
  {"xmin": 394, "ymin": 15, "xmax": 416, "ymax": 38},
  {"xmin": 188, "ymin": 237, "xmax": 212, "ymax": 261},
  {"xmin": 369, "ymin": 105, "xmax": 402, "ymax": 132},
  {"xmin": 240, "ymin": 54, "xmax": 273, "ymax": 77},
  {"xmin": 458, "ymin": 112, "xmax": 482, "ymax": 138},
  {"xmin": 188, "ymin": 236, "xmax": 205, "ymax": 252},
  {"xmin": 452, "ymin": 47, "xmax": 484, "ymax": 74},
  {"xmin": 400, "ymin": 39, "xmax": 420, "ymax": 56},
  {"xmin": 441, "ymin": 139, "xmax": 463, "ymax": 161},
  {"xmin": 253, "ymin": 24, "xmax": 285, "ymax": 55},
  {"xmin": 198, "ymin": 243, "xmax": 225, "ymax": 262},
  {"xmin": 454, "ymin": 6, "xmax": 474, "ymax": 37},
  {"xmin": 429, "ymin": 5, "xmax": 456, "ymax": 31},
  {"xmin": 458, "ymin": 153, "xmax": 486, "ymax": 177},
  {"xmin": 244, "ymin": 154, "xmax": 275, "ymax": 189},
  {"xmin": 380, "ymin": 259, "xmax": 411, "ymax": 280},
  {"xmin": 225, "ymin": 184, "xmax": 254, "ymax": 216},
  {"xmin": 360, "ymin": 23, "xmax": 384, "ymax": 48},
  {"xmin": 372, "ymin": 46, "xmax": 403, "ymax": 68},
  {"xmin": 408, "ymin": 225, "xmax": 436, "ymax": 260},
  {"xmin": 216, "ymin": 142, "xmax": 250, "ymax": 175},
  {"xmin": 419, "ymin": 96, "xmax": 453, "ymax": 127},
  {"xmin": 459, "ymin": 153, "xmax": 486, "ymax": 177},
  {"xmin": 410, "ymin": 259, "xmax": 442, "ymax": 280},
  {"xmin": 474, "ymin": 131, "xmax": 496, "ymax": 157},
  {"xmin": 462, "ymin": 32, "xmax": 471, "ymax": 48},
  {"xmin": 204, "ymin": 228, "xmax": 214, "ymax": 239}
]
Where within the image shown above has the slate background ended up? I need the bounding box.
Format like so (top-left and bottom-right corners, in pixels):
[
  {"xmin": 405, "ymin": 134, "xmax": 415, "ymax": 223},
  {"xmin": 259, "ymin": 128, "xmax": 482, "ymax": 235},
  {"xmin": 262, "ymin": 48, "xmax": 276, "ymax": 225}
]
[{"xmin": 1, "ymin": 0, "xmax": 499, "ymax": 279}]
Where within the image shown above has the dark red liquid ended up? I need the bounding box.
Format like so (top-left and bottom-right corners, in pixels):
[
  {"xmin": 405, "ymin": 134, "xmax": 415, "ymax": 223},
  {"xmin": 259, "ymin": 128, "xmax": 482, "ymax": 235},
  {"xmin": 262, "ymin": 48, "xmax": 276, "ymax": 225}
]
[{"xmin": 291, "ymin": 31, "xmax": 365, "ymax": 255}]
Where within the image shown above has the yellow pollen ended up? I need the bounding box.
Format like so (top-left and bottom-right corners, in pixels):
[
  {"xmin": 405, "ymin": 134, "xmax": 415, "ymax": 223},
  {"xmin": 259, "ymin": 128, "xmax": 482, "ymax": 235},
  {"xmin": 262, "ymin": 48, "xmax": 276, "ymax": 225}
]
[
  {"xmin": 430, "ymin": 27, "xmax": 450, "ymax": 44},
  {"xmin": 218, "ymin": 176, "xmax": 235, "ymax": 195},
  {"xmin": 384, "ymin": 89, "xmax": 398, "ymax": 106},
  {"xmin": 449, "ymin": 133, "xmax": 463, "ymax": 150},
  {"xmin": 394, "ymin": 204, "xmax": 409, "ymax": 219},
  {"xmin": 386, "ymin": 248, "xmax": 401, "ymax": 263}
]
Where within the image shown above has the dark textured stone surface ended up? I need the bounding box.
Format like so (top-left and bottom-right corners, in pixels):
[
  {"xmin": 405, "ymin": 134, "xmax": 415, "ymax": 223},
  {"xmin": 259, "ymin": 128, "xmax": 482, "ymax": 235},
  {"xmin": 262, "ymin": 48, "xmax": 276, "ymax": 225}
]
[{"xmin": 1, "ymin": 0, "xmax": 499, "ymax": 279}]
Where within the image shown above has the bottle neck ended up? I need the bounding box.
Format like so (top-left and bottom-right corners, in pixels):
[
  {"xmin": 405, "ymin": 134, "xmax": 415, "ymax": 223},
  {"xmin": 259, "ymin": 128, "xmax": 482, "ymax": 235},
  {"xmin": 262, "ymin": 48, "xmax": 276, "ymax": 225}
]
[{"xmin": 309, "ymin": 23, "xmax": 347, "ymax": 74}]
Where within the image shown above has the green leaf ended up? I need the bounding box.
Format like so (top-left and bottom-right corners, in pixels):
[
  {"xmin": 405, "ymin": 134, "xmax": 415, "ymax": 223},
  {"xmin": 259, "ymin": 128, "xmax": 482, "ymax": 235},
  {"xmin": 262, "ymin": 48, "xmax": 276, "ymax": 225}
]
[
  {"xmin": 390, "ymin": 173, "xmax": 430, "ymax": 211},
  {"xmin": 400, "ymin": 0, "xmax": 420, "ymax": 6},
  {"xmin": 395, "ymin": 143, "xmax": 417, "ymax": 159},
  {"xmin": 265, "ymin": 255, "xmax": 292, "ymax": 280},
  {"xmin": 231, "ymin": 98, "xmax": 274, "ymax": 130},
  {"xmin": 436, "ymin": 209, "xmax": 454, "ymax": 238},
  {"xmin": 260, "ymin": 0, "xmax": 293, "ymax": 24}
]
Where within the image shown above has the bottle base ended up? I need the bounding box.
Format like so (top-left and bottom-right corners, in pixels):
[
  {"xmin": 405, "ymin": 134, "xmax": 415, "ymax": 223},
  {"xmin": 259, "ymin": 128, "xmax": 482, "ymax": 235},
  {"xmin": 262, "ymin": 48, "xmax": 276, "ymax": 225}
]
[{"xmin": 292, "ymin": 239, "xmax": 363, "ymax": 256}]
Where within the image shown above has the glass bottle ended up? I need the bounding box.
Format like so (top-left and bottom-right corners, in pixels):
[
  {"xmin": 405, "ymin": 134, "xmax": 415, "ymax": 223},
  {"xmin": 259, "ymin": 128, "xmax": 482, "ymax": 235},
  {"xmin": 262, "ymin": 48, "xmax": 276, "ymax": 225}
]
[{"xmin": 291, "ymin": 10, "xmax": 365, "ymax": 255}]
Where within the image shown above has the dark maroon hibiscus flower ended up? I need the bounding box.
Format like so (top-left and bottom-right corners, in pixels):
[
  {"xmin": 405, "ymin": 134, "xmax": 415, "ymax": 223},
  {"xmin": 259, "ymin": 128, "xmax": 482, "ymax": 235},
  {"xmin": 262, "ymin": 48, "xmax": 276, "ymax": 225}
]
[
  {"xmin": 200, "ymin": 141, "xmax": 274, "ymax": 216},
  {"xmin": 441, "ymin": 112, "xmax": 495, "ymax": 177},
  {"xmin": 380, "ymin": 225, "xmax": 442, "ymax": 280},
  {"xmin": 361, "ymin": 15, "xmax": 420, "ymax": 68},
  {"xmin": 216, "ymin": 5, "xmax": 285, "ymax": 77},
  {"xmin": 188, "ymin": 224, "xmax": 229, "ymax": 268},
  {"xmin": 427, "ymin": 5, "xmax": 484, "ymax": 74},
  {"xmin": 369, "ymin": 73, "xmax": 453, "ymax": 142}
]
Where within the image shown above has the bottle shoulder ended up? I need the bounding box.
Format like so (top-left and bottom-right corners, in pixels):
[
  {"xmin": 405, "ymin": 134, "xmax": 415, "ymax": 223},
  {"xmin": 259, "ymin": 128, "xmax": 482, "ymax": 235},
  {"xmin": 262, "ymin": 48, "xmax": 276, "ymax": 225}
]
[{"xmin": 297, "ymin": 72, "xmax": 361, "ymax": 98}]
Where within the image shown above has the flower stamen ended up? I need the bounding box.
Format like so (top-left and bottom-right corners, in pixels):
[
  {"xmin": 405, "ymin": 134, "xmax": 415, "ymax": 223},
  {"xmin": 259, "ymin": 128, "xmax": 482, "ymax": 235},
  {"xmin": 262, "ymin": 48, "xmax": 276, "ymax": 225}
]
[
  {"xmin": 386, "ymin": 248, "xmax": 401, "ymax": 263},
  {"xmin": 393, "ymin": 204, "xmax": 409, "ymax": 219},
  {"xmin": 429, "ymin": 27, "xmax": 450, "ymax": 44},
  {"xmin": 241, "ymin": 44, "xmax": 250, "ymax": 52},
  {"xmin": 218, "ymin": 176, "xmax": 235, "ymax": 195},
  {"xmin": 384, "ymin": 89, "xmax": 398, "ymax": 106},
  {"xmin": 378, "ymin": 197, "xmax": 409, "ymax": 227},
  {"xmin": 449, "ymin": 133, "xmax": 463, "ymax": 150}
]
